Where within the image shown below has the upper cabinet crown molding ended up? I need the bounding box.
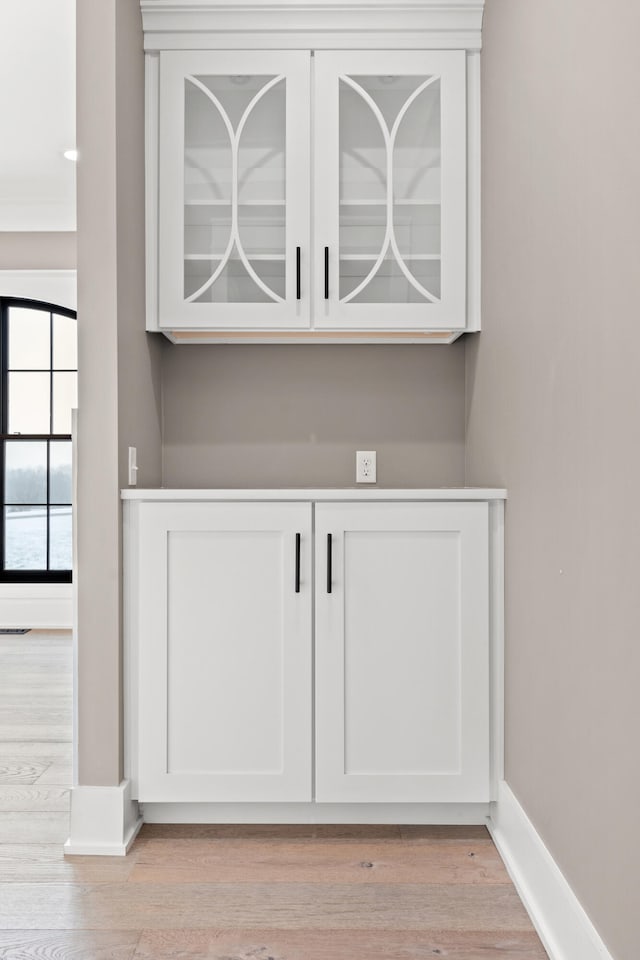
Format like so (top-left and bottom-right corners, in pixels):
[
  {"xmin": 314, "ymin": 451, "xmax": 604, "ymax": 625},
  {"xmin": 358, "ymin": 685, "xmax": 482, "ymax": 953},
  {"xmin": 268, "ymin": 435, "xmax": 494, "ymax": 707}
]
[{"xmin": 140, "ymin": 0, "xmax": 485, "ymax": 51}]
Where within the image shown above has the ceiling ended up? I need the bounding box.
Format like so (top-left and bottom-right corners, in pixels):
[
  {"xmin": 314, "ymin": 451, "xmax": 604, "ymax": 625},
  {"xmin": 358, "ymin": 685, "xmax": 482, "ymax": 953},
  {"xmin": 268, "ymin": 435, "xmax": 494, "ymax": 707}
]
[{"xmin": 0, "ymin": 0, "xmax": 76, "ymax": 231}]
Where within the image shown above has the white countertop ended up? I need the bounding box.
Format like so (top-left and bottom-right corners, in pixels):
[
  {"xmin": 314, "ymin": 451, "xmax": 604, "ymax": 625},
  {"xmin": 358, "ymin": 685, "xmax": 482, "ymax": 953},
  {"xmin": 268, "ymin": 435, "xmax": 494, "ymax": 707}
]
[{"xmin": 122, "ymin": 488, "xmax": 507, "ymax": 501}]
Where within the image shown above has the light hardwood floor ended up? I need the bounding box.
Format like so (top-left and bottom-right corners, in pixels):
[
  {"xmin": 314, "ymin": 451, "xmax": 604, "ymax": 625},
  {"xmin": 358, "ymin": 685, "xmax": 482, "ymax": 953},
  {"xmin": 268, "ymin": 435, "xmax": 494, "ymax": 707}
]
[{"xmin": 0, "ymin": 630, "xmax": 549, "ymax": 960}]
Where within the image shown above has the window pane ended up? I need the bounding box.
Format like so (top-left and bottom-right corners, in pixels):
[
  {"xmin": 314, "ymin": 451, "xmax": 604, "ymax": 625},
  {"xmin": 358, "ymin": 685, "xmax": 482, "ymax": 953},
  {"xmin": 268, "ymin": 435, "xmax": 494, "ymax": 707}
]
[
  {"xmin": 52, "ymin": 372, "xmax": 77, "ymax": 434},
  {"xmin": 4, "ymin": 507, "xmax": 47, "ymax": 570},
  {"xmin": 8, "ymin": 308, "xmax": 50, "ymax": 370},
  {"xmin": 53, "ymin": 313, "xmax": 77, "ymax": 369},
  {"xmin": 50, "ymin": 441, "xmax": 72, "ymax": 503},
  {"xmin": 8, "ymin": 372, "xmax": 50, "ymax": 433},
  {"xmin": 49, "ymin": 506, "xmax": 72, "ymax": 570},
  {"xmin": 5, "ymin": 441, "xmax": 47, "ymax": 504}
]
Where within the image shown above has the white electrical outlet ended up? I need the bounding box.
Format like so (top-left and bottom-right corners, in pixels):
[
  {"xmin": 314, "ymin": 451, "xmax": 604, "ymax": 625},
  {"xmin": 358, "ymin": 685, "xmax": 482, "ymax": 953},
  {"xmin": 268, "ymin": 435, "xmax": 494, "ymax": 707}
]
[
  {"xmin": 356, "ymin": 450, "xmax": 377, "ymax": 484},
  {"xmin": 128, "ymin": 446, "xmax": 138, "ymax": 486}
]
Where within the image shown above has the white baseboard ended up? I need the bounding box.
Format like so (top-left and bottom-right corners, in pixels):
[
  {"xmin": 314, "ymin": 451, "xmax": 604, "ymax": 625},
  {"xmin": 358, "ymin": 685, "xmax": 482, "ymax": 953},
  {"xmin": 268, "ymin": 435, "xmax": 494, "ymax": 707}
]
[
  {"xmin": 141, "ymin": 801, "xmax": 490, "ymax": 825},
  {"xmin": 0, "ymin": 583, "xmax": 72, "ymax": 630},
  {"xmin": 488, "ymin": 782, "xmax": 613, "ymax": 960},
  {"xmin": 65, "ymin": 780, "xmax": 143, "ymax": 856}
]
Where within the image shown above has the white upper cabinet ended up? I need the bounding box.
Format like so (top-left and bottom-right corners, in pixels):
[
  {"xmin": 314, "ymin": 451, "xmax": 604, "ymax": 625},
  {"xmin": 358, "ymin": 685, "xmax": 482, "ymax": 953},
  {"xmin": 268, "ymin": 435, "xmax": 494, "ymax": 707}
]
[
  {"xmin": 158, "ymin": 51, "xmax": 311, "ymax": 331},
  {"xmin": 314, "ymin": 51, "xmax": 466, "ymax": 332},
  {"xmin": 143, "ymin": 2, "xmax": 483, "ymax": 342}
]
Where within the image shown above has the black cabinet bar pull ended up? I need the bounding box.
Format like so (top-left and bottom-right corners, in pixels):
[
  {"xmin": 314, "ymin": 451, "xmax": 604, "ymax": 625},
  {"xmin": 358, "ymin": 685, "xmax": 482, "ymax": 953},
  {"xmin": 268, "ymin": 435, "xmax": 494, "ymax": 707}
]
[
  {"xmin": 295, "ymin": 533, "xmax": 301, "ymax": 593},
  {"xmin": 327, "ymin": 533, "xmax": 332, "ymax": 594},
  {"xmin": 324, "ymin": 246, "xmax": 329, "ymax": 300},
  {"xmin": 296, "ymin": 246, "xmax": 301, "ymax": 300}
]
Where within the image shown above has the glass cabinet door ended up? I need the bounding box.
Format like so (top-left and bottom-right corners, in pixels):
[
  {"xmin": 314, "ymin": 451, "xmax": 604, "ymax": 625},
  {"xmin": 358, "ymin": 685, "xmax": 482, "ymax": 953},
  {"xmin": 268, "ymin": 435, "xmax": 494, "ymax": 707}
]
[
  {"xmin": 159, "ymin": 51, "xmax": 310, "ymax": 330},
  {"xmin": 314, "ymin": 51, "xmax": 467, "ymax": 331}
]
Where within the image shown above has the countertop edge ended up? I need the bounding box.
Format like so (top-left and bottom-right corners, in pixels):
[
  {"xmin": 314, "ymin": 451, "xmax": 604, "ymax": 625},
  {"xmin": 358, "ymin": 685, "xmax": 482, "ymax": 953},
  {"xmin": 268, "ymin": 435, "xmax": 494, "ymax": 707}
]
[{"xmin": 121, "ymin": 488, "xmax": 507, "ymax": 501}]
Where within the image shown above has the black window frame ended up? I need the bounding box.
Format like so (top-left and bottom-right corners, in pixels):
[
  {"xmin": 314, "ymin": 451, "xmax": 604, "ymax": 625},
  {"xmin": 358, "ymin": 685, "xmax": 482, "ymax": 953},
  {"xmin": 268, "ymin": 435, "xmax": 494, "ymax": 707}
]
[{"xmin": 0, "ymin": 296, "xmax": 77, "ymax": 583}]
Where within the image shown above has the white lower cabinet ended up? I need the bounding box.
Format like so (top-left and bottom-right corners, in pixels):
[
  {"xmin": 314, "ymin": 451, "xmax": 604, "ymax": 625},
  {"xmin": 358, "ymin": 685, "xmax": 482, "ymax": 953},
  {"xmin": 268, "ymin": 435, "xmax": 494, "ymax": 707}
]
[
  {"xmin": 126, "ymin": 496, "xmax": 494, "ymax": 810},
  {"xmin": 133, "ymin": 501, "xmax": 313, "ymax": 802},
  {"xmin": 315, "ymin": 502, "xmax": 489, "ymax": 803}
]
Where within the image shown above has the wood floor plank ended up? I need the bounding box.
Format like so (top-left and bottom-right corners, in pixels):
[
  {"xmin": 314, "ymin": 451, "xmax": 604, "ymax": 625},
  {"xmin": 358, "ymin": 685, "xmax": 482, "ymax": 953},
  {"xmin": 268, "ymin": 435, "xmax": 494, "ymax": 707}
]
[
  {"xmin": 0, "ymin": 930, "xmax": 140, "ymax": 960},
  {"xmin": 0, "ymin": 638, "xmax": 69, "ymax": 645},
  {"xmin": 0, "ymin": 844, "xmax": 133, "ymax": 882},
  {"xmin": 0, "ymin": 741, "xmax": 71, "ymax": 759},
  {"xmin": 400, "ymin": 826, "xmax": 491, "ymax": 841},
  {"xmin": 0, "ymin": 711, "xmax": 71, "ymax": 728},
  {"xmin": 137, "ymin": 825, "xmax": 491, "ymax": 843},
  {"xmin": 0, "ymin": 692, "xmax": 72, "ymax": 702},
  {"xmin": 0, "ymin": 662, "xmax": 71, "ymax": 674},
  {"xmin": 0, "ymin": 785, "xmax": 69, "ymax": 811},
  {"xmin": 137, "ymin": 823, "xmax": 403, "ymax": 841},
  {"xmin": 134, "ymin": 928, "xmax": 549, "ymax": 960},
  {"xmin": 0, "ymin": 882, "xmax": 536, "ymax": 931},
  {"xmin": 129, "ymin": 838, "xmax": 509, "ymax": 885},
  {"xmin": 0, "ymin": 759, "xmax": 50, "ymax": 784},
  {"xmin": 35, "ymin": 761, "xmax": 73, "ymax": 786},
  {"xmin": 0, "ymin": 644, "xmax": 70, "ymax": 656},
  {"xmin": 0, "ymin": 660, "xmax": 71, "ymax": 670},
  {"xmin": 0, "ymin": 668, "xmax": 70, "ymax": 675},
  {"xmin": 0, "ymin": 811, "xmax": 69, "ymax": 843},
  {"xmin": 310, "ymin": 824, "xmax": 403, "ymax": 839},
  {"xmin": 0, "ymin": 672, "xmax": 69, "ymax": 679},
  {"xmin": 0, "ymin": 702, "xmax": 71, "ymax": 717},
  {"xmin": 0, "ymin": 724, "xmax": 71, "ymax": 742}
]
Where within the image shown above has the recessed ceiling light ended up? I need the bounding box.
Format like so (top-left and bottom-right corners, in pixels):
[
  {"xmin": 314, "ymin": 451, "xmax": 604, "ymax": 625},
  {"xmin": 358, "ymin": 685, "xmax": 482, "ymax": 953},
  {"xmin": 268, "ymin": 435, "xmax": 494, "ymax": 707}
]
[{"xmin": 63, "ymin": 149, "xmax": 78, "ymax": 162}]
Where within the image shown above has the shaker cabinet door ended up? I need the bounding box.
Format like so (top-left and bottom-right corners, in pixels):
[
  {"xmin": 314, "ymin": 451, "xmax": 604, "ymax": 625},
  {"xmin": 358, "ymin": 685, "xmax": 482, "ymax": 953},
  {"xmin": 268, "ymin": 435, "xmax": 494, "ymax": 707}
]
[
  {"xmin": 135, "ymin": 501, "xmax": 313, "ymax": 802},
  {"xmin": 158, "ymin": 50, "xmax": 311, "ymax": 331},
  {"xmin": 314, "ymin": 501, "xmax": 489, "ymax": 803},
  {"xmin": 314, "ymin": 51, "xmax": 467, "ymax": 332}
]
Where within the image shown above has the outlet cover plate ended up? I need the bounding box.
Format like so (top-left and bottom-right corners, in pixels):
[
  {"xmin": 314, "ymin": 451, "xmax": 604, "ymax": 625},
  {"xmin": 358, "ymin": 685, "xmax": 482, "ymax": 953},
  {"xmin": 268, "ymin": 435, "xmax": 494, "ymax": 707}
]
[{"xmin": 356, "ymin": 450, "xmax": 377, "ymax": 483}]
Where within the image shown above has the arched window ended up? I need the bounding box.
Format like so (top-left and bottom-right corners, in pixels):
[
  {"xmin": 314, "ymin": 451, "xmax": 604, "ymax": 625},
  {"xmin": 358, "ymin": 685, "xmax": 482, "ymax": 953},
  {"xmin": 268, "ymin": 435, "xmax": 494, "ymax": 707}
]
[{"xmin": 0, "ymin": 298, "xmax": 77, "ymax": 582}]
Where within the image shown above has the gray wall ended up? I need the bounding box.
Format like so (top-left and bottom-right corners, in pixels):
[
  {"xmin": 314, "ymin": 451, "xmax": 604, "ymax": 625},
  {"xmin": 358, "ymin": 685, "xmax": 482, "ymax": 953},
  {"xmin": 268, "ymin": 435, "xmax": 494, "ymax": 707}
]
[
  {"xmin": 161, "ymin": 343, "xmax": 466, "ymax": 488},
  {"xmin": 115, "ymin": 0, "xmax": 164, "ymax": 494},
  {"xmin": 466, "ymin": 2, "xmax": 640, "ymax": 958},
  {"xmin": 76, "ymin": 0, "xmax": 162, "ymax": 786},
  {"xmin": 0, "ymin": 232, "xmax": 76, "ymax": 269}
]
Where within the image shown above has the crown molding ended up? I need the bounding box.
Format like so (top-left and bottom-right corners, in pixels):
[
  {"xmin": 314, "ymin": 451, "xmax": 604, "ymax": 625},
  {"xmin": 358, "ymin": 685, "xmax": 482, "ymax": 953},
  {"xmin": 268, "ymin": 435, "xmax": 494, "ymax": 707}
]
[{"xmin": 140, "ymin": 0, "xmax": 485, "ymax": 51}]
